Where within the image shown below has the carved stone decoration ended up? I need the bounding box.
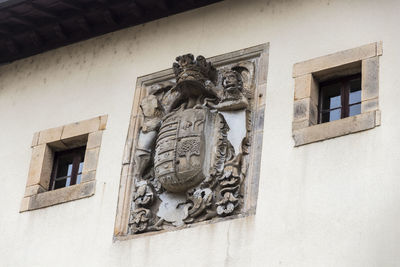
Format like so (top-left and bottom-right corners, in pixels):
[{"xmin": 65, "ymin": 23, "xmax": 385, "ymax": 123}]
[
  {"xmin": 116, "ymin": 45, "xmax": 268, "ymax": 238},
  {"xmin": 127, "ymin": 54, "xmax": 250, "ymax": 234}
]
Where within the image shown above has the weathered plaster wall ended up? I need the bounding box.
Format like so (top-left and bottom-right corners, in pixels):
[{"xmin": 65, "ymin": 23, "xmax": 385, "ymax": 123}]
[{"xmin": 0, "ymin": 0, "xmax": 399, "ymax": 266}]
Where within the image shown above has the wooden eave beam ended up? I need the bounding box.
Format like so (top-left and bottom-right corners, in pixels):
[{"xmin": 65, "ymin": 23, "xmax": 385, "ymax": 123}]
[{"xmin": 30, "ymin": 3, "xmax": 58, "ymax": 19}]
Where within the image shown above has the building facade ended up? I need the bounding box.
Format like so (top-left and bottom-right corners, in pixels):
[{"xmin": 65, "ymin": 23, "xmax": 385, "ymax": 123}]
[{"xmin": 1, "ymin": 0, "xmax": 399, "ymax": 266}]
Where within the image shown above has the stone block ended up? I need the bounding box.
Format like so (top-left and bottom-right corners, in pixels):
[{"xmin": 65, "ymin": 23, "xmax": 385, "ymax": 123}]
[
  {"xmin": 122, "ymin": 114, "xmax": 142, "ymax": 165},
  {"xmin": 81, "ymin": 170, "xmax": 96, "ymax": 183},
  {"xmin": 258, "ymin": 53, "xmax": 269, "ymax": 84},
  {"xmin": 61, "ymin": 117, "xmax": 100, "ymax": 140},
  {"xmin": 293, "ymin": 111, "xmax": 377, "ymax": 146},
  {"xmin": 293, "ymin": 98, "xmax": 309, "ymax": 121},
  {"xmin": 31, "ymin": 132, "xmax": 39, "ymax": 147},
  {"xmin": 26, "ymin": 150, "xmax": 43, "ymax": 186},
  {"xmin": 122, "ymin": 141, "xmax": 133, "ymax": 165},
  {"xmin": 82, "ymin": 147, "xmax": 100, "ymax": 173},
  {"xmin": 309, "ymin": 99, "xmax": 318, "ymax": 125},
  {"xmin": 114, "ymin": 163, "xmax": 133, "ymax": 236},
  {"xmin": 313, "ymin": 61, "xmax": 361, "ymax": 82},
  {"xmin": 47, "ymin": 140, "xmax": 69, "ymax": 151},
  {"xmin": 248, "ymin": 130, "xmax": 263, "ymax": 211},
  {"xmin": 26, "ymin": 144, "xmax": 53, "ymax": 188},
  {"xmin": 254, "ymin": 107, "xmax": 265, "ymax": 132},
  {"xmin": 377, "ymin": 41, "xmax": 383, "ymax": 56},
  {"xmin": 39, "ymin": 146, "xmax": 54, "ymax": 189},
  {"xmin": 61, "ymin": 134, "xmax": 88, "ymax": 149},
  {"xmin": 376, "ymin": 110, "xmax": 381, "ymax": 126},
  {"xmin": 28, "ymin": 181, "xmax": 96, "ymax": 210},
  {"xmin": 99, "ymin": 115, "xmax": 108, "ymax": 130},
  {"xmin": 293, "ymin": 98, "xmax": 318, "ymax": 124},
  {"xmin": 310, "ymin": 75, "xmax": 319, "ymax": 104},
  {"xmin": 294, "ymin": 74, "xmax": 319, "ymax": 104},
  {"xmin": 294, "ymin": 74, "xmax": 311, "ymax": 100},
  {"xmin": 38, "ymin": 126, "xmax": 63, "ymax": 145},
  {"xmin": 24, "ymin": 184, "xmax": 46, "ymax": 197},
  {"xmin": 257, "ymin": 83, "xmax": 267, "ymax": 107},
  {"xmin": 87, "ymin": 131, "xmax": 103, "ymax": 149},
  {"xmin": 293, "ymin": 42, "xmax": 377, "ymax": 77},
  {"xmin": 292, "ymin": 119, "xmax": 312, "ymax": 131},
  {"xmin": 362, "ymin": 56, "xmax": 379, "ymax": 101},
  {"xmin": 131, "ymin": 85, "xmax": 145, "ymax": 118},
  {"xmin": 361, "ymin": 98, "xmax": 379, "ymax": 113},
  {"xmin": 20, "ymin": 197, "xmax": 30, "ymax": 212}
]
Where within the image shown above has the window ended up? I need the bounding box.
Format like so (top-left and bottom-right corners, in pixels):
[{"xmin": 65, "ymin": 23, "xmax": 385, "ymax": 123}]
[
  {"xmin": 50, "ymin": 147, "xmax": 86, "ymax": 190},
  {"xmin": 292, "ymin": 42, "xmax": 382, "ymax": 146},
  {"xmin": 318, "ymin": 74, "xmax": 361, "ymax": 123},
  {"xmin": 20, "ymin": 115, "xmax": 107, "ymax": 212}
]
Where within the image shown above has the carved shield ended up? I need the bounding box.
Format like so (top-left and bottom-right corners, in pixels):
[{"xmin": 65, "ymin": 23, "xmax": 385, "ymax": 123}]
[{"xmin": 155, "ymin": 108, "xmax": 216, "ymax": 193}]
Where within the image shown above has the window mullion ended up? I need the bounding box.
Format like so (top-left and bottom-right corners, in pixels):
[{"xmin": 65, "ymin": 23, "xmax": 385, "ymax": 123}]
[
  {"xmin": 341, "ymin": 81, "xmax": 350, "ymax": 118},
  {"xmin": 70, "ymin": 154, "xmax": 81, "ymax": 186}
]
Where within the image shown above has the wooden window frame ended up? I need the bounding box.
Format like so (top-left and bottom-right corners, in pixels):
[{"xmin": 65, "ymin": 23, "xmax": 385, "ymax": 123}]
[
  {"xmin": 49, "ymin": 146, "xmax": 86, "ymax": 191},
  {"xmin": 318, "ymin": 73, "xmax": 361, "ymax": 123}
]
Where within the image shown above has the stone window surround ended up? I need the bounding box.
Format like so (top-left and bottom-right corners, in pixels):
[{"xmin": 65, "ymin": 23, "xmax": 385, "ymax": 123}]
[
  {"xmin": 292, "ymin": 42, "xmax": 382, "ymax": 147},
  {"xmin": 20, "ymin": 115, "xmax": 108, "ymax": 212}
]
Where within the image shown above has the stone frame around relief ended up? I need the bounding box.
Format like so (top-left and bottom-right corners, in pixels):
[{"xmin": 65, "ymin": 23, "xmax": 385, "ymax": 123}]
[{"xmin": 114, "ymin": 44, "xmax": 268, "ymax": 240}]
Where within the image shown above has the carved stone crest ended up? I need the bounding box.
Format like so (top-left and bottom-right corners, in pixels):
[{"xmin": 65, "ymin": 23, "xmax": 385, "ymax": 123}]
[{"xmin": 116, "ymin": 45, "xmax": 268, "ymax": 237}]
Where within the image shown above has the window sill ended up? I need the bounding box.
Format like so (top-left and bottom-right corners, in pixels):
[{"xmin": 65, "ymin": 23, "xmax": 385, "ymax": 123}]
[
  {"xmin": 20, "ymin": 180, "xmax": 96, "ymax": 212},
  {"xmin": 292, "ymin": 110, "xmax": 380, "ymax": 147}
]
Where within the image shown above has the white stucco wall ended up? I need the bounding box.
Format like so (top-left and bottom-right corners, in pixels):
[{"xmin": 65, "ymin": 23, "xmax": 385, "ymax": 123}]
[{"xmin": 1, "ymin": 0, "xmax": 399, "ymax": 266}]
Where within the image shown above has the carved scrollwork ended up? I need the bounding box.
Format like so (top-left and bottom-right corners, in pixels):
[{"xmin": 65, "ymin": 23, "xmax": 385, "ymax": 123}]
[
  {"xmin": 184, "ymin": 188, "xmax": 214, "ymax": 223},
  {"xmin": 129, "ymin": 208, "xmax": 151, "ymax": 234},
  {"xmin": 216, "ymin": 153, "xmax": 243, "ymax": 216},
  {"xmin": 133, "ymin": 184, "xmax": 154, "ymax": 207}
]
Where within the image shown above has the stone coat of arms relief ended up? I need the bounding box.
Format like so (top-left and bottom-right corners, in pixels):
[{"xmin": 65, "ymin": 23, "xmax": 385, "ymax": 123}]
[{"xmin": 115, "ymin": 45, "xmax": 268, "ymax": 237}]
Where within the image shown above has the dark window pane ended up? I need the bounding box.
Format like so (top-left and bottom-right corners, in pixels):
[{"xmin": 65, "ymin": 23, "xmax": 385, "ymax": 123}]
[
  {"xmin": 329, "ymin": 109, "xmax": 341, "ymax": 122},
  {"xmin": 349, "ymin": 77, "xmax": 361, "ymax": 90},
  {"xmin": 318, "ymin": 74, "xmax": 362, "ymax": 124},
  {"xmin": 329, "ymin": 95, "xmax": 341, "ymax": 109},
  {"xmin": 50, "ymin": 147, "xmax": 86, "ymax": 190},
  {"xmin": 349, "ymin": 77, "xmax": 361, "ymax": 104},
  {"xmin": 321, "ymin": 108, "xmax": 341, "ymax": 123},
  {"xmin": 56, "ymin": 160, "xmax": 73, "ymax": 178},
  {"xmin": 54, "ymin": 179, "xmax": 67, "ymax": 190},
  {"xmin": 349, "ymin": 90, "xmax": 361, "ymax": 105},
  {"xmin": 321, "ymin": 83, "xmax": 342, "ymax": 110},
  {"xmin": 321, "ymin": 112, "xmax": 330, "ymax": 123},
  {"xmin": 349, "ymin": 104, "xmax": 361, "ymax": 116}
]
